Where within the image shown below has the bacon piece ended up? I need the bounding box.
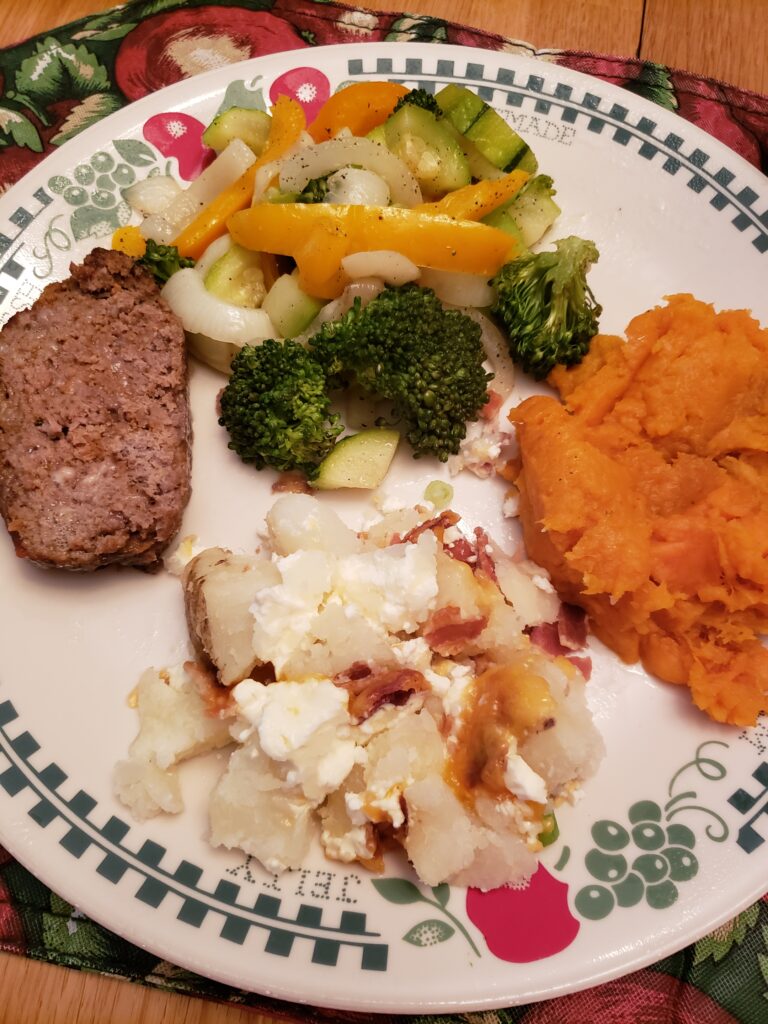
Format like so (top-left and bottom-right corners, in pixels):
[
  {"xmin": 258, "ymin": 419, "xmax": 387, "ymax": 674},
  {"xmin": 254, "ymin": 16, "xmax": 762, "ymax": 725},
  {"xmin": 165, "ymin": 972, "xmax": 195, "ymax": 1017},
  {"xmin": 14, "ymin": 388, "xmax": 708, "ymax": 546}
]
[
  {"xmin": 526, "ymin": 623, "xmax": 592, "ymax": 680},
  {"xmin": 271, "ymin": 471, "xmax": 314, "ymax": 494},
  {"xmin": 480, "ymin": 389, "xmax": 504, "ymax": 420},
  {"xmin": 443, "ymin": 526, "xmax": 497, "ymax": 582},
  {"xmin": 567, "ymin": 656, "xmax": 593, "ymax": 680},
  {"xmin": 423, "ymin": 605, "xmax": 487, "ymax": 656},
  {"xmin": 526, "ymin": 622, "xmax": 562, "ymax": 657},
  {"xmin": 338, "ymin": 666, "xmax": 428, "ymax": 723},
  {"xmin": 397, "ymin": 509, "xmax": 460, "ymax": 545},
  {"xmin": 473, "ymin": 527, "xmax": 498, "ymax": 582},
  {"xmin": 557, "ymin": 603, "xmax": 588, "ymax": 650},
  {"xmin": 444, "ymin": 535, "xmax": 476, "ymax": 565},
  {"xmin": 183, "ymin": 660, "xmax": 235, "ymax": 718}
]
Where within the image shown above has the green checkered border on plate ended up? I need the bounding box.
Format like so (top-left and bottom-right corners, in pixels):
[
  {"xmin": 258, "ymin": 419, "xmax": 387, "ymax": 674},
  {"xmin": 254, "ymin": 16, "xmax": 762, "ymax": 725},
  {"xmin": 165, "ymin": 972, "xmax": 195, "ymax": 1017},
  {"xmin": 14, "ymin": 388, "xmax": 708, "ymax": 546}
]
[
  {"xmin": 346, "ymin": 55, "xmax": 768, "ymax": 254},
  {"xmin": 0, "ymin": 699, "xmax": 388, "ymax": 971}
]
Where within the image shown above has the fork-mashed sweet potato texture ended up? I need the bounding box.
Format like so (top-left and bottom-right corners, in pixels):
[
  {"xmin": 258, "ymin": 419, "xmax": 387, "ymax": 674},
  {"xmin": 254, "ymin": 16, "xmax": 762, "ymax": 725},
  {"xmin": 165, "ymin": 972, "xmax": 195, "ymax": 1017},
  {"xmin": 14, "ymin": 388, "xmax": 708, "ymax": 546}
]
[{"xmin": 510, "ymin": 293, "xmax": 768, "ymax": 726}]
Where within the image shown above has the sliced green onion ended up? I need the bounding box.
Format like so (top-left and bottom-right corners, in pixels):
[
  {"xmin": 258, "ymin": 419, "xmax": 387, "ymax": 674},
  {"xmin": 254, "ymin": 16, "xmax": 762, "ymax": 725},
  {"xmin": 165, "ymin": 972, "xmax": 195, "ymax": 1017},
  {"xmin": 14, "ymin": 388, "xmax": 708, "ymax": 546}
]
[
  {"xmin": 424, "ymin": 480, "xmax": 454, "ymax": 510},
  {"xmin": 540, "ymin": 809, "xmax": 560, "ymax": 847}
]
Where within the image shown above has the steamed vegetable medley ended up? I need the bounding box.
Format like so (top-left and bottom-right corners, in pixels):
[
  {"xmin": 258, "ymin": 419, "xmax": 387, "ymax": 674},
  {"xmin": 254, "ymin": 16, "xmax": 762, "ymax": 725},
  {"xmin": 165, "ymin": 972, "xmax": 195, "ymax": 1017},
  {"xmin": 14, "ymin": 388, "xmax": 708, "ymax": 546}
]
[{"xmin": 117, "ymin": 81, "xmax": 603, "ymax": 485}]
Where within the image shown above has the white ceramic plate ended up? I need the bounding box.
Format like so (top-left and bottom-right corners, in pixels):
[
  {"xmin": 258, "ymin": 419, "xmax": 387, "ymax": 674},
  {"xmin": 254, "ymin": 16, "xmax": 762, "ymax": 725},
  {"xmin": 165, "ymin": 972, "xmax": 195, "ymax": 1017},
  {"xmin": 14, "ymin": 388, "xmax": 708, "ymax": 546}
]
[{"xmin": 0, "ymin": 42, "xmax": 766, "ymax": 1014}]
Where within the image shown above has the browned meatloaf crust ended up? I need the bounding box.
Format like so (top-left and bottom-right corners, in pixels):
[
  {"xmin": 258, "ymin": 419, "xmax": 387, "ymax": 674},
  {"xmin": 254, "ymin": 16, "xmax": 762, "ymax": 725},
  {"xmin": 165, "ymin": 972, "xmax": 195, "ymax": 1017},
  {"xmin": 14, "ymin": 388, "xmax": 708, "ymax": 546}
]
[{"xmin": 0, "ymin": 247, "xmax": 191, "ymax": 570}]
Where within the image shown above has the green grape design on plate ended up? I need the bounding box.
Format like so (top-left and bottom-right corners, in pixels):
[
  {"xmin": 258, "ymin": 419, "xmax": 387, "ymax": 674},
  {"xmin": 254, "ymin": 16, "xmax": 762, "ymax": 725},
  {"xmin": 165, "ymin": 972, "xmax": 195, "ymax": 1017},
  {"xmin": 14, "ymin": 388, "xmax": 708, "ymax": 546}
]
[
  {"xmin": 41, "ymin": 139, "xmax": 165, "ymax": 263},
  {"xmin": 575, "ymin": 741, "xmax": 730, "ymax": 921}
]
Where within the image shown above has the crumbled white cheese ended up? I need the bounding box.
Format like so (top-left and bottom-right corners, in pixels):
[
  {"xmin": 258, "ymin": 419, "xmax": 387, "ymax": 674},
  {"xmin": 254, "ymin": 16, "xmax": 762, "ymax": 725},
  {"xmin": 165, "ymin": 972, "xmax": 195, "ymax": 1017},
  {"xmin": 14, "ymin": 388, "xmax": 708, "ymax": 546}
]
[
  {"xmin": 447, "ymin": 419, "xmax": 509, "ymax": 478},
  {"xmin": 531, "ymin": 573, "xmax": 556, "ymax": 594},
  {"xmin": 365, "ymin": 782, "xmax": 408, "ymax": 829},
  {"xmin": 442, "ymin": 525, "xmax": 462, "ymax": 545},
  {"xmin": 390, "ymin": 637, "xmax": 433, "ymax": 673},
  {"xmin": 234, "ymin": 678, "xmax": 344, "ymax": 758},
  {"xmin": 232, "ymin": 677, "xmax": 357, "ymax": 801},
  {"xmin": 164, "ymin": 534, "xmax": 204, "ymax": 575},
  {"xmin": 250, "ymin": 549, "xmax": 332, "ymax": 674},
  {"xmin": 333, "ymin": 531, "xmax": 438, "ymax": 634},
  {"xmin": 372, "ymin": 489, "xmax": 407, "ymax": 514},
  {"xmin": 321, "ymin": 822, "xmax": 375, "ymax": 862},
  {"xmin": 502, "ymin": 492, "xmax": 520, "ymax": 519},
  {"xmin": 503, "ymin": 738, "xmax": 548, "ymax": 804},
  {"xmin": 426, "ymin": 660, "xmax": 473, "ymax": 722}
]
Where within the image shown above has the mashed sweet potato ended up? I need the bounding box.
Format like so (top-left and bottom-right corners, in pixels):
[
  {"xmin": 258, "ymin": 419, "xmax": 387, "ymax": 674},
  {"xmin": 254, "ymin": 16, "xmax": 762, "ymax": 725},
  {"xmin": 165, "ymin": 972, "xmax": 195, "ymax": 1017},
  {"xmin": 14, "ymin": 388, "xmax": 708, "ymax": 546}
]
[{"xmin": 510, "ymin": 293, "xmax": 768, "ymax": 726}]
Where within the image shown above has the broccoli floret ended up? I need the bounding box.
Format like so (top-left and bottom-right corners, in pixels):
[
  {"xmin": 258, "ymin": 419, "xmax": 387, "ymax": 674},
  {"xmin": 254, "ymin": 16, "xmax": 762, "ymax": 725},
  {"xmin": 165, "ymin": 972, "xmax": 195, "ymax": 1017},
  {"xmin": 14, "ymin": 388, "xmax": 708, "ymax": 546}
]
[
  {"xmin": 137, "ymin": 239, "xmax": 195, "ymax": 285},
  {"xmin": 295, "ymin": 174, "xmax": 330, "ymax": 203},
  {"xmin": 218, "ymin": 340, "xmax": 343, "ymax": 478},
  {"xmin": 310, "ymin": 285, "xmax": 491, "ymax": 461},
  {"xmin": 490, "ymin": 236, "xmax": 602, "ymax": 380},
  {"xmin": 391, "ymin": 88, "xmax": 443, "ymax": 118}
]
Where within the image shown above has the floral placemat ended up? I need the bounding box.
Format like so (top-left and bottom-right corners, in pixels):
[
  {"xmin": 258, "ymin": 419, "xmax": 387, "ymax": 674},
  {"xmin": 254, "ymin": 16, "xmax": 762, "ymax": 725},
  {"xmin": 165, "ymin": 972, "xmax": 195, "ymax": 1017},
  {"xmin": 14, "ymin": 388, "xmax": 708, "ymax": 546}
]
[{"xmin": 1, "ymin": 2, "xmax": 768, "ymax": 1021}]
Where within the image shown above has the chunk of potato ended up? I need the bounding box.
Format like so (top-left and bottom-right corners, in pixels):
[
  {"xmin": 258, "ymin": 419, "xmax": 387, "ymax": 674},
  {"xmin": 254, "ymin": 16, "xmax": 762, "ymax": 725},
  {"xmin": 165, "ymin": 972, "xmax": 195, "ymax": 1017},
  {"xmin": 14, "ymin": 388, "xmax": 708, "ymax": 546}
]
[{"xmin": 183, "ymin": 547, "xmax": 280, "ymax": 685}]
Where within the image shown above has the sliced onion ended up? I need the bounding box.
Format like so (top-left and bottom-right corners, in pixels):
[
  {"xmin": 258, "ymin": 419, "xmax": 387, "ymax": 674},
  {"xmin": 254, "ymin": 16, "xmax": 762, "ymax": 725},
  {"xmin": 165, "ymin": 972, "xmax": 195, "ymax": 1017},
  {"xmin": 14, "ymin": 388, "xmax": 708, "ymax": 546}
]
[
  {"xmin": 341, "ymin": 250, "xmax": 419, "ymax": 286},
  {"xmin": 295, "ymin": 279, "xmax": 385, "ymax": 342},
  {"xmin": 141, "ymin": 138, "xmax": 255, "ymax": 243},
  {"xmin": 252, "ymin": 158, "xmax": 285, "ymax": 204},
  {"xmin": 251, "ymin": 134, "xmax": 316, "ymax": 204},
  {"xmin": 194, "ymin": 234, "xmax": 233, "ymax": 278},
  {"xmin": 325, "ymin": 168, "xmax": 390, "ymax": 206},
  {"xmin": 278, "ymin": 137, "xmax": 422, "ymax": 207},
  {"xmin": 161, "ymin": 268, "xmax": 275, "ymax": 373},
  {"xmin": 460, "ymin": 308, "xmax": 516, "ymax": 399},
  {"xmin": 123, "ymin": 175, "xmax": 182, "ymax": 216},
  {"xmin": 419, "ymin": 267, "xmax": 495, "ymax": 308}
]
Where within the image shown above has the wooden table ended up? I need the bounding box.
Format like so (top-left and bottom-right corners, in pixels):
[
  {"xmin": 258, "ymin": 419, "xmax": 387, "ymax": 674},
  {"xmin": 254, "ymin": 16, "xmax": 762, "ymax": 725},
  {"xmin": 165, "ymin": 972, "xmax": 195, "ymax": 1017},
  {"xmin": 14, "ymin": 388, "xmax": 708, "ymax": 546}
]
[{"xmin": 0, "ymin": 2, "xmax": 765, "ymax": 1022}]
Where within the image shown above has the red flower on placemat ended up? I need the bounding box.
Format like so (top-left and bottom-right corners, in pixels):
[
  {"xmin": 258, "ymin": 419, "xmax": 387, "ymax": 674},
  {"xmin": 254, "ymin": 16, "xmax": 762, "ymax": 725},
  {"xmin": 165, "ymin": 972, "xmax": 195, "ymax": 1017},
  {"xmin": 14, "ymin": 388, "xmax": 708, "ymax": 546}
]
[
  {"xmin": 519, "ymin": 969, "xmax": 740, "ymax": 1023},
  {"xmin": 673, "ymin": 72, "xmax": 763, "ymax": 169},
  {"xmin": 465, "ymin": 865, "xmax": 580, "ymax": 962},
  {"xmin": 114, "ymin": 6, "xmax": 309, "ymax": 102},
  {"xmin": 271, "ymin": 0, "xmax": 390, "ymax": 44}
]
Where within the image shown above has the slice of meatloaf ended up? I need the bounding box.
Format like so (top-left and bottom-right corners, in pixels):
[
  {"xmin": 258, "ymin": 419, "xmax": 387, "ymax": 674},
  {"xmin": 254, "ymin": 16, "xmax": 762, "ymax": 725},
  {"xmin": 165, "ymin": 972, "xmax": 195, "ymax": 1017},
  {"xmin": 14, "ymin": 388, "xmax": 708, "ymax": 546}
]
[{"xmin": 0, "ymin": 247, "xmax": 191, "ymax": 570}]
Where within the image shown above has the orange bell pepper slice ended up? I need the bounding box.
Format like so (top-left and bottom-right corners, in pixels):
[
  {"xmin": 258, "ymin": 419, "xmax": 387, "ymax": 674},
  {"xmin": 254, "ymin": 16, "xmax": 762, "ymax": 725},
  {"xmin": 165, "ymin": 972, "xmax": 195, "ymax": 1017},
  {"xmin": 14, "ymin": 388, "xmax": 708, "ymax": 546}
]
[
  {"xmin": 307, "ymin": 81, "xmax": 409, "ymax": 142},
  {"xmin": 173, "ymin": 96, "xmax": 306, "ymax": 261},
  {"xmin": 228, "ymin": 202, "xmax": 518, "ymax": 298},
  {"xmin": 416, "ymin": 170, "xmax": 529, "ymax": 221}
]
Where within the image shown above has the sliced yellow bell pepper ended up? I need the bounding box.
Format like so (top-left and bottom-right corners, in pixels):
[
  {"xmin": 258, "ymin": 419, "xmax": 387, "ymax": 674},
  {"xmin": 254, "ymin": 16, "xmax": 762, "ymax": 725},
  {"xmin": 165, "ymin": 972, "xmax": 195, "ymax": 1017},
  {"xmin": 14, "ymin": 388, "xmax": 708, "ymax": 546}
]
[
  {"xmin": 173, "ymin": 96, "xmax": 306, "ymax": 261},
  {"xmin": 228, "ymin": 202, "xmax": 519, "ymax": 298},
  {"xmin": 416, "ymin": 170, "xmax": 529, "ymax": 221},
  {"xmin": 111, "ymin": 224, "xmax": 146, "ymax": 258},
  {"xmin": 293, "ymin": 221, "xmax": 350, "ymax": 298},
  {"xmin": 307, "ymin": 81, "xmax": 409, "ymax": 142}
]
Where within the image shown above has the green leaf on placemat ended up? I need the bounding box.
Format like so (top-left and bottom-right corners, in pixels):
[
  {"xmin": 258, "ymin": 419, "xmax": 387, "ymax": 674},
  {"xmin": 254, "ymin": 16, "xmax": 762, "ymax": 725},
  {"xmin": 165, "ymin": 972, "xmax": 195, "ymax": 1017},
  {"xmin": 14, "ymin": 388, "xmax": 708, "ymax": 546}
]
[
  {"xmin": 372, "ymin": 878, "xmax": 425, "ymax": 904},
  {"xmin": 404, "ymin": 919, "xmax": 455, "ymax": 946},
  {"xmin": 756, "ymin": 924, "xmax": 768, "ymax": 995},
  {"xmin": 52, "ymin": 93, "xmax": 123, "ymax": 145},
  {"xmin": 15, "ymin": 38, "xmax": 110, "ymax": 105},
  {"xmin": 693, "ymin": 904, "xmax": 760, "ymax": 965},
  {"xmin": 137, "ymin": 0, "xmax": 187, "ymax": 16},
  {"xmin": 623, "ymin": 62, "xmax": 678, "ymax": 112},
  {"xmin": 386, "ymin": 15, "xmax": 449, "ymax": 43},
  {"xmin": 0, "ymin": 106, "xmax": 42, "ymax": 151},
  {"xmin": 74, "ymin": 24, "xmax": 138, "ymax": 43}
]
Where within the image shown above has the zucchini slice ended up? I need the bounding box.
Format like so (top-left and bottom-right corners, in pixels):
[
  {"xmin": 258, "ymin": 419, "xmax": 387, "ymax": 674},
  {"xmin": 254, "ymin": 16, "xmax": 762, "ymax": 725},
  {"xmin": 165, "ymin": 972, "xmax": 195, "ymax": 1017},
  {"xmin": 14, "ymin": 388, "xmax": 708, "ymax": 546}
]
[
  {"xmin": 314, "ymin": 429, "xmax": 400, "ymax": 490},
  {"xmin": 436, "ymin": 84, "xmax": 538, "ymax": 175},
  {"xmin": 383, "ymin": 104, "xmax": 470, "ymax": 197},
  {"xmin": 203, "ymin": 107, "xmax": 271, "ymax": 156}
]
